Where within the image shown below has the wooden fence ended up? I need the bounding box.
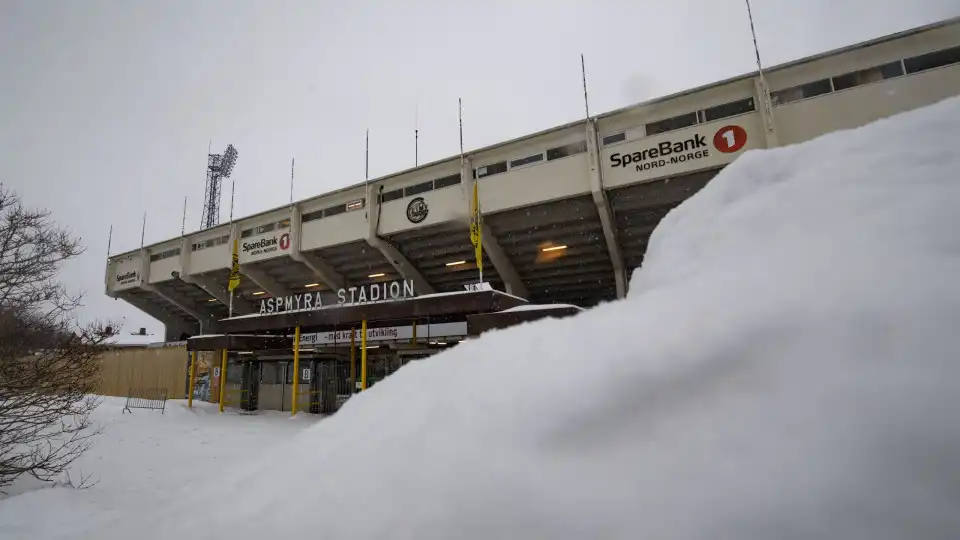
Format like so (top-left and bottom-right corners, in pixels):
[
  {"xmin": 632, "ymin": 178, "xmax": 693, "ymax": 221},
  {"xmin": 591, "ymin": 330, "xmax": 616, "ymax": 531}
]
[{"xmin": 97, "ymin": 346, "xmax": 212, "ymax": 399}]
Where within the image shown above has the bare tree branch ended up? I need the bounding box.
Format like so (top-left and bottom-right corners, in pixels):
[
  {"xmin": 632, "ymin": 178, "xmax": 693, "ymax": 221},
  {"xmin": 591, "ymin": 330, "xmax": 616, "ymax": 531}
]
[{"xmin": 0, "ymin": 186, "xmax": 113, "ymax": 493}]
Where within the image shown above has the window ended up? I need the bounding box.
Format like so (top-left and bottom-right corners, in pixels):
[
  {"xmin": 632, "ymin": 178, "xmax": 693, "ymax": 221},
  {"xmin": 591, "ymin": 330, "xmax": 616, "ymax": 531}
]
[
  {"xmin": 150, "ymin": 253, "xmax": 161, "ymax": 262},
  {"xmin": 546, "ymin": 140, "xmax": 587, "ymax": 161},
  {"xmin": 302, "ymin": 210, "xmax": 323, "ymax": 223},
  {"xmin": 510, "ymin": 153, "xmax": 544, "ymax": 168},
  {"xmin": 645, "ymin": 112, "xmax": 698, "ymax": 135},
  {"xmin": 476, "ymin": 161, "xmax": 507, "ymax": 178},
  {"xmin": 832, "ymin": 61, "xmax": 903, "ymax": 91},
  {"xmin": 404, "ymin": 181, "xmax": 433, "ymax": 197},
  {"xmin": 703, "ymin": 98, "xmax": 755, "ymax": 122},
  {"xmin": 346, "ymin": 198, "xmax": 365, "ymax": 211},
  {"xmin": 323, "ymin": 204, "xmax": 346, "ymax": 217},
  {"xmin": 602, "ymin": 133, "xmax": 626, "ymax": 146},
  {"xmin": 256, "ymin": 223, "xmax": 275, "ymax": 234},
  {"xmin": 277, "ymin": 218, "xmax": 291, "ymax": 229},
  {"xmin": 770, "ymin": 79, "xmax": 832, "ymax": 105},
  {"xmin": 379, "ymin": 188, "xmax": 403, "ymax": 203},
  {"xmin": 904, "ymin": 45, "xmax": 960, "ymax": 74},
  {"xmin": 240, "ymin": 229, "xmax": 254, "ymax": 238},
  {"xmin": 434, "ymin": 173, "xmax": 461, "ymax": 189}
]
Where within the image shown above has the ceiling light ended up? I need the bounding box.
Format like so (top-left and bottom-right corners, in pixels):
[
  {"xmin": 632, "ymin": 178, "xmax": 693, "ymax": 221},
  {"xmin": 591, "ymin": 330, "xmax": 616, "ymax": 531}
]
[
  {"xmin": 446, "ymin": 260, "xmax": 466, "ymax": 267},
  {"xmin": 542, "ymin": 245, "xmax": 567, "ymax": 252},
  {"xmin": 368, "ymin": 273, "xmax": 386, "ymax": 278},
  {"xmin": 304, "ymin": 283, "xmax": 320, "ymax": 288},
  {"xmin": 252, "ymin": 291, "xmax": 266, "ymax": 296},
  {"xmin": 207, "ymin": 298, "xmax": 218, "ymax": 303}
]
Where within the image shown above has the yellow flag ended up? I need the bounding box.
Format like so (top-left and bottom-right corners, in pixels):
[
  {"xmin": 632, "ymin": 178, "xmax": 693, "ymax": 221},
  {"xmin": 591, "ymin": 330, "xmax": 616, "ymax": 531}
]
[
  {"xmin": 228, "ymin": 238, "xmax": 241, "ymax": 291},
  {"xmin": 470, "ymin": 182, "xmax": 482, "ymax": 274}
]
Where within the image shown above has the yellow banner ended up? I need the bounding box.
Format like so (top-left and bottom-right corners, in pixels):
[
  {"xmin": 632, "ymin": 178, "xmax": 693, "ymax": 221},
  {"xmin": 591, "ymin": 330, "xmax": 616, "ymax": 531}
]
[
  {"xmin": 228, "ymin": 238, "xmax": 241, "ymax": 291},
  {"xmin": 470, "ymin": 183, "xmax": 482, "ymax": 273}
]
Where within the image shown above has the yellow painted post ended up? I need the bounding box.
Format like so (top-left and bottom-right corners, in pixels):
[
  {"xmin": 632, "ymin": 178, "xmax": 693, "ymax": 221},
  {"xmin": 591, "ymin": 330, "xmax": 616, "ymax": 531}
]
[
  {"xmin": 187, "ymin": 350, "xmax": 198, "ymax": 408},
  {"xmin": 361, "ymin": 319, "xmax": 368, "ymax": 391},
  {"xmin": 218, "ymin": 348, "xmax": 228, "ymax": 413},
  {"xmin": 411, "ymin": 321, "xmax": 417, "ymax": 345},
  {"xmin": 349, "ymin": 329, "xmax": 356, "ymax": 394},
  {"xmin": 292, "ymin": 325, "xmax": 301, "ymax": 416}
]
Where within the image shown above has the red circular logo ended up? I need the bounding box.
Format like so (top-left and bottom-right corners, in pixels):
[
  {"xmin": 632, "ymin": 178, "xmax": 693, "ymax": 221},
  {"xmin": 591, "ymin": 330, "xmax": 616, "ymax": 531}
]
[
  {"xmin": 279, "ymin": 233, "xmax": 291, "ymax": 250},
  {"xmin": 713, "ymin": 125, "xmax": 747, "ymax": 153}
]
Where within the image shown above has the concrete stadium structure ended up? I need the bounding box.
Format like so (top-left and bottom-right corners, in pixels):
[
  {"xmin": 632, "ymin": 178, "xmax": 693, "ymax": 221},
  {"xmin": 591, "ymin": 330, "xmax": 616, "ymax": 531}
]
[{"xmin": 106, "ymin": 17, "xmax": 960, "ymax": 340}]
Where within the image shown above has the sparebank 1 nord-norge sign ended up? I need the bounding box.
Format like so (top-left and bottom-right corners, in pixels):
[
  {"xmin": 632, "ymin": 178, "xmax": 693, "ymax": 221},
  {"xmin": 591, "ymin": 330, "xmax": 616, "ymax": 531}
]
[
  {"xmin": 240, "ymin": 230, "xmax": 291, "ymax": 263},
  {"xmin": 602, "ymin": 120, "xmax": 755, "ymax": 188},
  {"xmin": 258, "ymin": 279, "xmax": 417, "ymax": 315}
]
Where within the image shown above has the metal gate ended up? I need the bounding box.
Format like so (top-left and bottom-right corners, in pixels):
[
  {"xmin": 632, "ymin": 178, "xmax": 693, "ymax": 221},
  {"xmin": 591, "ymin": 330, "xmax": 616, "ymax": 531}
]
[{"xmin": 310, "ymin": 361, "xmax": 351, "ymax": 414}]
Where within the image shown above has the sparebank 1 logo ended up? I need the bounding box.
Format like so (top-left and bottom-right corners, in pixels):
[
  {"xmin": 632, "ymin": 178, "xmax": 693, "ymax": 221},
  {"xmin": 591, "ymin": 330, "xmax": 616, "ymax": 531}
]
[
  {"xmin": 713, "ymin": 125, "xmax": 747, "ymax": 153},
  {"xmin": 279, "ymin": 232, "xmax": 291, "ymax": 250}
]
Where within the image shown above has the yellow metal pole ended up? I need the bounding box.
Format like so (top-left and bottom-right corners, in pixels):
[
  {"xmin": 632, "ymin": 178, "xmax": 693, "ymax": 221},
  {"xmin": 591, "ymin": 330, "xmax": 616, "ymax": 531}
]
[
  {"xmin": 361, "ymin": 320, "xmax": 368, "ymax": 391},
  {"xmin": 349, "ymin": 329, "xmax": 356, "ymax": 394},
  {"xmin": 292, "ymin": 325, "xmax": 301, "ymax": 416},
  {"xmin": 411, "ymin": 321, "xmax": 417, "ymax": 344},
  {"xmin": 187, "ymin": 350, "xmax": 198, "ymax": 408},
  {"xmin": 218, "ymin": 348, "xmax": 228, "ymax": 413}
]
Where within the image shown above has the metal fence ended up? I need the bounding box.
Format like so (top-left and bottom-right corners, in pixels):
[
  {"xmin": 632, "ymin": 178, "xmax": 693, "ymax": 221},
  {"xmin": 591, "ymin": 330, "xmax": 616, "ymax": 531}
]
[{"xmin": 122, "ymin": 387, "xmax": 168, "ymax": 414}]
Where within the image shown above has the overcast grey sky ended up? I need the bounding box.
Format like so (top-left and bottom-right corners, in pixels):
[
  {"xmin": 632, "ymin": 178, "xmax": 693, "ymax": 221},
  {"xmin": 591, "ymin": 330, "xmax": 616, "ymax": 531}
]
[{"xmin": 1, "ymin": 0, "xmax": 956, "ymax": 335}]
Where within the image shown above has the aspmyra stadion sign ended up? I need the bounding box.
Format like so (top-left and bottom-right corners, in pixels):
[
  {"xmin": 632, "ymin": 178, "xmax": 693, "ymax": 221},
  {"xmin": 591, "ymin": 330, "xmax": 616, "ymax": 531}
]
[{"xmin": 259, "ymin": 279, "xmax": 417, "ymax": 315}]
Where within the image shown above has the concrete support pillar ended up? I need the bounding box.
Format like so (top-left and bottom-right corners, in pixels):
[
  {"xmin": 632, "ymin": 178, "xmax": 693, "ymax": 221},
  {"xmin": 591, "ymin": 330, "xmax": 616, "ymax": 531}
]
[
  {"xmin": 586, "ymin": 120, "xmax": 627, "ymax": 298},
  {"xmin": 365, "ymin": 183, "xmax": 436, "ymax": 294}
]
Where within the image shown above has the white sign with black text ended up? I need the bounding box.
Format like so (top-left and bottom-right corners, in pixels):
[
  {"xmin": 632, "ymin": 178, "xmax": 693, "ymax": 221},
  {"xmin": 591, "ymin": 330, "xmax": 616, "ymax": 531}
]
[
  {"xmin": 298, "ymin": 322, "xmax": 468, "ymax": 346},
  {"xmin": 259, "ymin": 279, "xmax": 417, "ymax": 315}
]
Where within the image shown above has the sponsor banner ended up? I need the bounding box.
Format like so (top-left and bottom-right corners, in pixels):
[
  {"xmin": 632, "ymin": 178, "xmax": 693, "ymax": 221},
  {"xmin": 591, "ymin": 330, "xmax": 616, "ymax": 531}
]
[
  {"xmin": 601, "ymin": 114, "xmax": 761, "ymax": 188},
  {"xmin": 299, "ymin": 322, "xmax": 468, "ymax": 346},
  {"xmin": 238, "ymin": 228, "xmax": 292, "ymax": 264},
  {"xmin": 112, "ymin": 255, "xmax": 142, "ymax": 291}
]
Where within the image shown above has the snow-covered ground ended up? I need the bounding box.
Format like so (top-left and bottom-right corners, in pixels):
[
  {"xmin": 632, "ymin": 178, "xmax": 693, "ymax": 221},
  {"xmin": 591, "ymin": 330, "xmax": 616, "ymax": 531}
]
[
  {"xmin": 3, "ymin": 96, "xmax": 960, "ymax": 539},
  {"xmin": 0, "ymin": 399, "xmax": 319, "ymax": 539}
]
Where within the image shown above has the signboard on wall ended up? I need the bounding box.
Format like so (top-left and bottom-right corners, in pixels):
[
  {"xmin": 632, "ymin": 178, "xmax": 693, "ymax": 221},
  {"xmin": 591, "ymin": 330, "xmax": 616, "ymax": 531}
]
[
  {"xmin": 239, "ymin": 228, "xmax": 291, "ymax": 264},
  {"xmin": 298, "ymin": 322, "xmax": 468, "ymax": 346},
  {"xmin": 111, "ymin": 255, "xmax": 142, "ymax": 291},
  {"xmin": 259, "ymin": 279, "xmax": 417, "ymax": 315},
  {"xmin": 601, "ymin": 115, "xmax": 761, "ymax": 188}
]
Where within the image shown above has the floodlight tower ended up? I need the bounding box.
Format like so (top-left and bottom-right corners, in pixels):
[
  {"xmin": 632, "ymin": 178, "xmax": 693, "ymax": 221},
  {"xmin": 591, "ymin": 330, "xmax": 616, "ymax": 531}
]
[{"xmin": 200, "ymin": 144, "xmax": 239, "ymax": 230}]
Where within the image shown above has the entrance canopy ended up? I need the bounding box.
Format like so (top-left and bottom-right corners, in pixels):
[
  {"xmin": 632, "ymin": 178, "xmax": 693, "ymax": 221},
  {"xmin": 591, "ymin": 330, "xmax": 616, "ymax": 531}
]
[{"xmin": 186, "ymin": 290, "xmax": 584, "ymax": 352}]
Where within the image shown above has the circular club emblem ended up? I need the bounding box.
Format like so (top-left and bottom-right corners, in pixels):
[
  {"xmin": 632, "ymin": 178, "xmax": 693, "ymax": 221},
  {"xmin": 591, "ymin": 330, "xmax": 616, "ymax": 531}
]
[
  {"xmin": 406, "ymin": 197, "xmax": 429, "ymax": 224},
  {"xmin": 713, "ymin": 125, "xmax": 748, "ymax": 154},
  {"xmin": 279, "ymin": 232, "xmax": 291, "ymax": 250}
]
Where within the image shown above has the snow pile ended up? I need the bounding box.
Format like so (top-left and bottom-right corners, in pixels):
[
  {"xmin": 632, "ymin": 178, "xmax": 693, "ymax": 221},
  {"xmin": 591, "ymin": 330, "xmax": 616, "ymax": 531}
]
[
  {"xmin": 13, "ymin": 97, "xmax": 960, "ymax": 539},
  {"xmin": 0, "ymin": 400, "xmax": 318, "ymax": 539}
]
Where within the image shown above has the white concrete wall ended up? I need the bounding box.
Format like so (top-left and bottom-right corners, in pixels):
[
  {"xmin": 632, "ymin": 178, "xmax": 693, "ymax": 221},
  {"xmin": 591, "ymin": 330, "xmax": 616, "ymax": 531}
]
[
  {"xmin": 301, "ymin": 210, "xmax": 367, "ymax": 250},
  {"xmin": 775, "ymin": 64, "xmax": 960, "ymax": 145},
  {"xmin": 379, "ymin": 184, "xmax": 465, "ymax": 235}
]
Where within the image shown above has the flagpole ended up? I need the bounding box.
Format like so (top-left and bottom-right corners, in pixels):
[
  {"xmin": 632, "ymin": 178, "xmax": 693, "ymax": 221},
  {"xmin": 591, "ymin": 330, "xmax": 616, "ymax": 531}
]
[
  {"xmin": 415, "ymin": 102, "xmax": 419, "ymax": 167},
  {"xmin": 461, "ymin": 98, "xmax": 482, "ymax": 285},
  {"xmin": 744, "ymin": 0, "xmax": 776, "ymax": 134},
  {"xmin": 581, "ymin": 53, "xmax": 590, "ymax": 119},
  {"xmin": 228, "ymin": 177, "xmax": 237, "ymax": 318}
]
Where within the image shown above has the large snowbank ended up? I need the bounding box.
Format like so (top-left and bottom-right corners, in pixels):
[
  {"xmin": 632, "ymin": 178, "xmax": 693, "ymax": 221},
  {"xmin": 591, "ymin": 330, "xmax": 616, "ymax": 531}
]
[
  {"xmin": 8, "ymin": 97, "xmax": 960, "ymax": 539},
  {"xmin": 0, "ymin": 400, "xmax": 318, "ymax": 538}
]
